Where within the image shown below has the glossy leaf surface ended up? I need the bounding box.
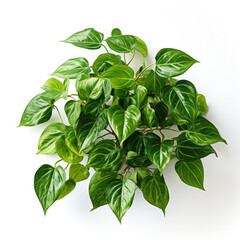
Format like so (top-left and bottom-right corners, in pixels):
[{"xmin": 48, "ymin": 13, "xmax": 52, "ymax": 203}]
[
  {"xmin": 42, "ymin": 78, "xmax": 63, "ymax": 92},
  {"xmin": 57, "ymin": 179, "xmax": 76, "ymax": 200},
  {"xmin": 64, "ymin": 100, "xmax": 81, "ymax": 126},
  {"xmin": 69, "ymin": 164, "xmax": 89, "ymax": 182},
  {"xmin": 134, "ymin": 36, "xmax": 148, "ymax": 58}
]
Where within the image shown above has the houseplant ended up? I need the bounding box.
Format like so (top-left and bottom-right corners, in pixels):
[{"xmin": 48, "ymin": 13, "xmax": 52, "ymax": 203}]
[{"xmin": 19, "ymin": 27, "xmax": 226, "ymax": 222}]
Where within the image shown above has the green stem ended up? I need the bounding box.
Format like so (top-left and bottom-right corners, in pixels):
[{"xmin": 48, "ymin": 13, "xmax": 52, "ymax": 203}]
[
  {"xmin": 123, "ymin": 167, "xmax": 130, "ymax": 178},
  {"xmin": 64, "ymin": 163, "xmax": 69, "ymax": 170},
  {"xmin": 134, "ymin": 62, "xmax": 156, "ymax": 81},
  {"xmin": 163, "ymin": 128, "xmax": 188, "ymax": 133},
  {"xmin": 54, "ymin": 105, "xmax": 63, "ymax": 123},
  {"xmin": 124, "ymin": 53, "xmax": 127, "ymax": 64},
  {"xmin": 101, "ymin": 44, "xmax": 109, "ymax": 53},
  {"xmin": 54, "ymin": 159, "xmax": 62, "ymax": 168},
  {"xmin": 127, "ymin": 50, "xmax": 135, "ymax": 66}
]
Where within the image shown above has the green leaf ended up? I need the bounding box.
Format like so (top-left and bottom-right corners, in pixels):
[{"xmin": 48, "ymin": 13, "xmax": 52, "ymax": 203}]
[
  {"xmin": 154, "ymin": 102, "xmax": 168, "ymax": 126},
  {"xmin": 42, "ymin": 78, "xmax": 63, "ymax": 92},
  {"xmin": 69, "ymin": 164, "xmax": 89, "ymax": 182},
  {"xmin": 105, "ymin": 178, "xmax": 137, "ymax": 223},
  {"xmin": 34, "ymin": 164, "xmax": 66, "ymax": 214},
  {"xmin": 155, "ymin": 48, "xmax": 198, "ymax": 78},
  {"xmin": 52, "ymin": 57, "xmax": 91, "ymax": 79},
  {"xmin": 76, "ymin": 110, "xmax": 108, "ymax": 154},
  {"xmin": 108, "ymin": 105, "xmax": 141, "ymax": 145},
  {"xmin": 92, "ymin": 53, "xmax": 123, "ymax": 74},
  {"xmin": 134, "ymin": 36, "xmax": 148, "ymax": 58},
  {"xmin": 141, "ymin": 169, "xmax": 169, "ymax": 214},
  {"xmin": 135, "ymin": 85, "xmax": 147, "ymax": 109},
  {"xmin": 19, "ymin": 92, "xmax": 54, "ymax": 126},
  {"xmin": 37, "ymin": 122, "xmax": 66, "ymax": 154},
  {"xmin": 197, "ymin": 94, "xmax": 208, "ymax": 115},
  {"xmin": 105, "ymin": 35, "xmax": 137, "ymax": 53},
  {"xmin": 55, "ymin": 137, "xmax": 83, "ymax": 164},
  {"xmin": 175, "ymin": 159, "xmax": 205, "ymax": 190},
  {"xmin": 137, "ymin": 70, "xmax": 167, "ymax": 94},
  {"xmin": 57, "ymin": 179, "xmax": 76, "ymax": 200},
  {"xmin": 111, "ymin": 28, "xmax": 122, "ymax": 36},
  {"xmin": 126, "ymin": 151, "xmax": 151, "ymax": 168},
  {"xmin": 64, "ymin": 100, "xmax": 81, "ymax": 126},
  {"xmin": 62, "ymin": 77, "xmax": 70, "ymax": 100},
  {"xmin": 62, "ymin": 28, "xmax": 104, "ymax": 49},
  {"xmin": 186, "ymin": 116, "xmax": 227, "ymax": 145},
  {"xmin": 83, "ymin": 97, "xmax": 106, "ymax": 116},
  {"xmin": 100, "ymin": 65, "xmax": 136, "ymax": 90},
  {"xmin": 89, "ymin": 172, "xmax": 116, "ymax": 210},
  {"xmin": 103, "ymin": 80, "xmax": 112, "ymax": 102},
  {"xmin": 176, "ymin": 133, "xmax": 216, "ymax": 161},
  {"xmin": 87, "ymin": 140, "xmax": 123, "ymax": 171},
  {"xmin": 141, "ymin": 103, "xmax": 155, "ymax": 128},
  {"xmin": 162, "ymin": 80, "xmax": 197, "ymax": 122}
]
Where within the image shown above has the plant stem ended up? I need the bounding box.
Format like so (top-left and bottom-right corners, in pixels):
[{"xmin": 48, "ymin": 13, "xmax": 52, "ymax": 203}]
[
  {"xmin": 127, "ymin": 50, "xmax": 135, "ymax": 66},
  {"xmin": 54, "ymin": 105, "xmax": 63, "ymax": 123},
  {"xmin": 54, "ymin": 159, "xmax": 62, "ymax": 168},
  {"xmin": 124, "ymin": 53, "xmax": 127, "ymax": 64},
  {"xmin": 101, "ymin": 44, "xmax": 109, "ymax": 53},
  {"xmin": 64, "ymin": 163, "xmax": 69, "ymax": 170},
  {"xmin": 109, "ymin": 124, "xmax": 120, "ymax": 146},
  {"xmin": 134, "ymin": 62, "xmax": 156, "ymax": 81},
  {"xmin": 163, "ymin": 128, "xmax": 188, "ymax": 133},
  {"xmin": 123, "ymin": 167, "xmax": 130, "ymax": 178}
]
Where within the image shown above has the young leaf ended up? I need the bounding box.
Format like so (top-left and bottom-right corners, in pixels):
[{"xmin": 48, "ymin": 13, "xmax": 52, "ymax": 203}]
[
  {"xmin": 42, "ymin": 78, "xmax": 63, "ymax": 92},
  {"xmin": 135, "ymin": 85, "xmax": 147, "ymax": 109},
  {"xmin": 57, "ymin": 179, "xmax": 76, "ymax": 200},
  {"xmin": 176, "ymin": 133, "xmax": 216, "ymax": 161},
  {"xmin": 89, "ymin": 172, "xmax": 116, "ymax": 210},
  {"xmin": 108, "ymin": 105, "xmax": 141, "ymax": 145},
  {"xmin": 19, "ymin": 93, "xmax": 54, "ymax": 126},
  {"xmin": 37, "ymin": 122, "xmax": 66, "ymax": 154},
  {"xmin": 155, "ymin": 48, "xmax": 198, "ymax": 77},
  {"xmin": 134, "ymin": 36, "xmax": 148, "ymax": 58},
  {"xmin": 141, "ymin": 170, "xmax": 169, "ymax": 214},
  {"xmin": 141, "ymin": 103, "xmax": 156, "ymax": 128},
  {"xmin": 162, "ymin": 80, "xmax": 197, "ymax": 122},
  {"xmin": 34, "ymin": 164, "xmax": 66, "ymax": 214},
  {"xmin": 175, "ymin": 159, "xmax": 205, "ymax": 190},
  {"xmin": 62, "ymin": 28, "xmax": 104, "ymax": 49},
  {"xmin": 69, "ymin": 164, "xmax": 89, "ymax": 182},
  {"xmin": 64, "ymin": 100, "xmax": 81, "ymax": 126},
  {"xmin": 87, "ymin": 140, "xmax": 124, "ymax": 171},
  {"xmin": 111, "ymin": 28, "xmax": 122, "ymax": 36},
  {"xmin": 105, "ymin": 35, "xmax": 137, "ymax": 53},
  {"xmin": 62, "ymin": 77, "xmax": 70, "ymax": 100},
  {"xmin": 197, "ymin": 94, "xmax": 208, "ymax": 115},
  {"xmin": 186, "ymin": 116, "xmax": 227, "ymax": 145},
  {"xmin": 52, "ymin": 57, "xmax": 91, "ymax": 79},
  {"xmin": 105, "ymin": 178, "xmax": 137, "ymax": 223}
]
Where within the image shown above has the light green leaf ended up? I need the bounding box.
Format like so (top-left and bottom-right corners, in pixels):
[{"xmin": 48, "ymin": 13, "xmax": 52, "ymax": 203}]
[
  {"xmin": 52, "ymin": 57, "xmax": 91, "ymax": 79},
  {"xmin": 135, "ymin": 85, "xmax": 147, "ymax": 109},
  {"xmin": 105, "ymin": 35, "xmax": 137, "ymax": 53},
  {"xmin": 89, "ymin": 172, "xmax": 116, "ymax": 210},
  {"xmin": 103, "ymin": 80, "xmax": 112, "ymax": 102},
  {"xmin": 141, "ymin": 169, "xmax": 169, "ymax": 214},
  {"xmin": 87, "ymin": 140, "xmax": 123, "ymax": 171},
  {"xmin": 186, "ymin": 116, "xmax": 227, "ymax": 145},
  {"xmin": 141, "ymin": 103, "xmax": 155, "ymax": 128},
  {"xmin": 100, "ymin": 65, "xmax": 136, "ymax": 90},
  {"xmin": 197, "ymin": 94, "xmax": 208, "ymax": 115},
  {"xmin": 42, "ymin": 78, "xmax": 63, "ymax": 92},
  {"xmin": 62, "ymin": 77, "xmax": 70, "ymax": 100},
  {"xmin": 19, "ymin": 92, "xmax": 54, "ymax": 126},
  {"xmin": 134, "ymin": 36, "xmax": 148, "ymax": 58},
  {"xmin": 34, "ymin": 164, "xmax": 66, "ymax": 214},
  {"xmin": 69, "ymin": 164, "xmax": 89, "ymax": 182},
  {"xmin": 37, "ymin": 122, "xmax": 66, "ymax": 154},
  {"xmin": 62, "ymin": 28, "xmax": 104, "ymax": 49},
  {"xmin": 175, "ymin": 159, "xmax": 205, "ymax": 190},
  {"xmin": 64, "ymin": 100, "xmax": 81, "ymax": 126},
  {"xmin": 155, "ymin": 48, "xmax": 198, "ymax": 77},
  {"xmin": 57, "ymin": 179, "xmax": 76, "ymax": 200},
  {"xmin": 108, "ymin": 105, "xmax": 141, "ymax": 145},
  {"xmin": 162, "ymin": 80, "xmax": 197, "ymax": 122},
  {"xmin": 105, "ymin": 178, "xmax": 137, "ymax": 223}
]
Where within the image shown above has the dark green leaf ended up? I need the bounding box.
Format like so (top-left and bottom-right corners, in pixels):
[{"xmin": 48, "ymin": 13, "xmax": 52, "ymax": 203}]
[
  {"xmin": 42, "ymin": 78, "xmax": 63, "ymax": 92},
  {"xmin": 57, "ymin": 179, "xmax": 76, "ymax": 200},
  {"xmin": 135, "ymin": 85, "xmax": 147, "ymax": 109},
  {"xmin": 162, "ymin": 80, "xmax": 197, "ymax": 122},
  {"xmin": 83, "ymin": 97, "xmax": 106, "ymax": 115},
  {"xmin": 175, "ymin": 159, "xmax": 205, "ymax": 190},
  {"xmin": 141, "ymin": 169, "xmax": 169, "ymax": 214},
  {"xmin": 155, "ymin": 48, "xmax": 198, "ymax": 77},
  {"xmin": 89, "ymin": 171, "xmax": 116, "ymax": 210},
  {"xmin": 154, "ymin": 102, "xmax": 168, "ymax": 126},
  {"xmin": 134, "ymin": 36, "xmax": 148, "ymax": 58},
  {"xmin": 105, "ymin": 35, "xmax": 137, "ymax": 53},
  {"xmin": 69, "ymin": 164, "xmax": 89, "ymax": 182},
  {"xmin": 37, "ymin": 122, "xmax": 66, "ymax": 154},
  {"xmin": 62, "ymin": 77, "xmax": 70, "ymax": 100},
  {"xmin": 186, "ymin": 116, "xmax": 227, "ymax": 145},
  {"xmin": 62, "ymin": 28, "xmax": 104, "ymax": 49},
  {"xmin": 52, "ymin": 57, "xmax": 91, "ymax": 79},
  {"xmin": 19, "ymin": 92, "xmax": 54, "ymax": 126},
  {"xmin": 111, "ymin": 28, "xmax": 122, "ymax": 36},
  {"xmin": 197, "ymin": 94, "xmax": 208, "ymax": 115},
  {"xmin": 64, "ymin": 100, "xmax": 81, "ymax": 126},
  {"xmin": 108, "ymin": 105, "xmax": 141, "ymax": 145},
  {"xmin": 105, "ymin": 178, "xmax": 137, "ymax": 223},
  {"xmin": 87, "ymin": 140, "xmax": 123, "ymax": 171},
  {"xmin": 34, "ymin": 164, "xmax": 66, "ymax": 214},
  {"xmin": 126, "ymin": 151, "xmax": 151, "ymax": 168},
  {"xmin": 176, "ymin": 133, "xmax": 216, "ymax": 161}
]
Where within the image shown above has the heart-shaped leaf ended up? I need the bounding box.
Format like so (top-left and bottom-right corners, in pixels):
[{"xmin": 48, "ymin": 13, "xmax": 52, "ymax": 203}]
[
  {"xmin": 57, "ymin": 179, "xmax": 76, "ymax": 200},
  {"xmin": 155, "ymin": 48, "xmax": 198, "ymax": 77},
  {"xmin": 141, "ymin": 103, "xmax": 156, "ymax": 128},
  {"xmin": 69, "ymin": 164, "xmax": 89, "ymax": 182},
  {"xmin": 42, "ymin": 78, "xmax": 63, "ymax": 92},
  {"xmin": 175, "ymin": 159, "xmax": 205, "ymax": 190},
  {"xmin": 135, "ymin": 85, "xmax": 147, "ymax": 109},
  {"xmin": 34, "ymin": 164, "xmax": 66, "ymax": 214},
  {"xmin": 134, "ymin": 36, "xmax": 148, "ymax": 58},
  {"xmin": 64, "ymin": 100, "xmax": 81, "ymax": 126},
  {"xmin": 108, "ymin": 105, "xmax": 141, "ymax": 145}
]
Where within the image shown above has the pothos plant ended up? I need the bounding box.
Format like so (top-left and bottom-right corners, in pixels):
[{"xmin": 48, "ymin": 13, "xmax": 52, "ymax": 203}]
[{"xmin": 19, "ymin": 28, "xmax": 226, "ymax": 223}]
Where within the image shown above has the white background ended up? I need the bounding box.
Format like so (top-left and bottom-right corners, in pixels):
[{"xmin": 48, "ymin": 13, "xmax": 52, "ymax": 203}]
[{"xmin": 1, "ymin": 0, "xmax": 240, "ymax": 239}]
